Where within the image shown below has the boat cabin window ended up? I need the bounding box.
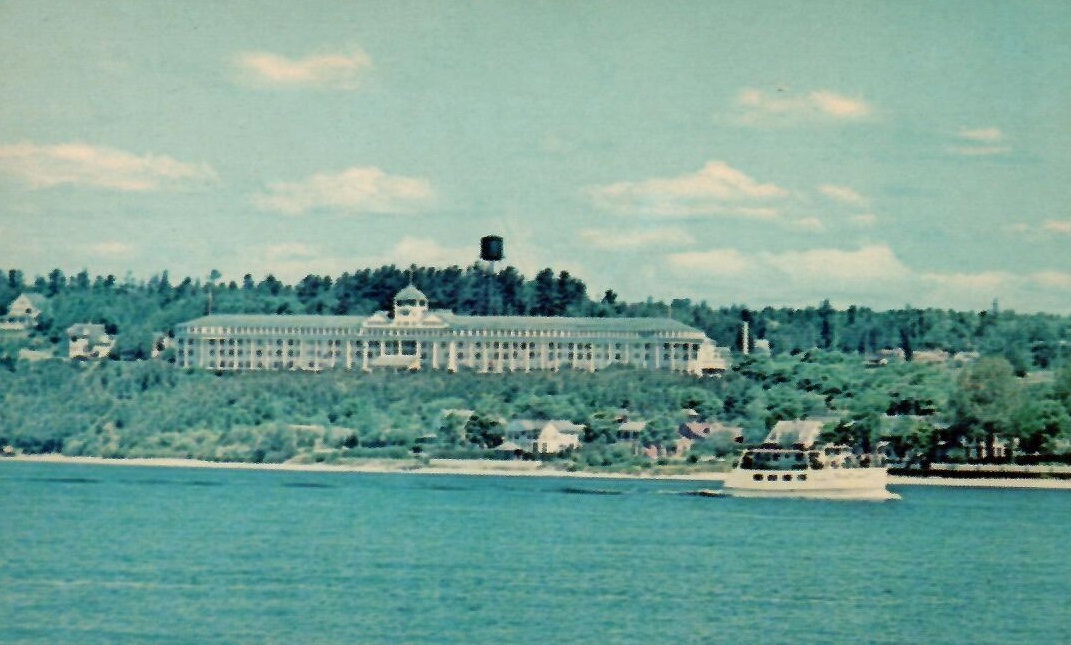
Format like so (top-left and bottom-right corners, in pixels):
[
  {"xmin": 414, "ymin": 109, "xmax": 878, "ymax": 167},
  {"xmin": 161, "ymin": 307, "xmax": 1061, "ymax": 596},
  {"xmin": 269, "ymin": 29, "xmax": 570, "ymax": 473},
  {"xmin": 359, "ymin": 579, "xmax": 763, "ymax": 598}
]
[
  {"xmin": 753, "ymin": 474, "xmax": 763, "ymax": 481},
  {"xmin": 798, "ymin": 474, "xmax": 807, "ymax": 481},
  {"xmin": 782, "ymin": 474, "xmax": 792, "ymax": 481}
]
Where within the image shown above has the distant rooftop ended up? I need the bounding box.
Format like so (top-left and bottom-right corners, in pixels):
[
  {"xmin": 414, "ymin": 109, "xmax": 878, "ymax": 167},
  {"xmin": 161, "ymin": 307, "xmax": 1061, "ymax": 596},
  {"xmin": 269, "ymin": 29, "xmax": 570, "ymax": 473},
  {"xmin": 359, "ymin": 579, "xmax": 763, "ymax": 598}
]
[
  {"xmin": 177, "ymin": 312, "xmax": 707, "ymax": 336},
  {"xmin": 764, "ymin": 420, "xmax": 825, "ymax": 448},
  {"xmin": 394, "ymin": 284, "xmax": 428, "ymax": 302}
]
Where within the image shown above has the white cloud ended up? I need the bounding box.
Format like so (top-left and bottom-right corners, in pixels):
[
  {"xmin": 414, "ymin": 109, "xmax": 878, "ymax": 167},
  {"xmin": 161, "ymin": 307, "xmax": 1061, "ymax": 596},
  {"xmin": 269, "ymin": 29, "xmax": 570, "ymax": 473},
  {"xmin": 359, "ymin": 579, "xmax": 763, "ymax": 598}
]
[
  {"xmin": 850, "ymin": 213, "xmax": 878, "ymax": 227},
  {"xmin": 1030, "ymin": 271, "xmax": 1071, "ymax": 290},
  {"xmin": 958, "ymin": 127, "xmax": 1004, "ymax": 143},
  {"xmin": 254, "ymin": 237, "xmax": 472, "ymax": 283},
  {"xmin": 667, "ymin": 249, "xmax": 750, "ymax": 275},
  {"xmin": 917, "ymin": 270, "xmax": 1071, "ymax": 311},
  {"xmin": 1042, "ymin": 219, "xmax": 1071, "ymax": 234},
  {"xmin": 949, "ymin": 145, "xmax": 1011, "ymax": 157},
  {"xmin": 88, "ymin": 241, "xmax": 134, "ymax": 257},
  {"xmin": 0, "ymin": 142, "xmax": 218, "ymax": 191},
  {"xmin": 265, "ymin": 243, "xmax": 317, "ymax": 260},
  {"xmin": 948, "ymin": 126, "xmax": 1010, "ymax": 156},
  {"xmin": 655, "ymin": 243, "xmax": 924, "ymax": 309},
  {"xmin": 789, "ymin": 217, "xmax": 824, "ymax": 231},
  {"xmin": 763, "ymin": 245, "xmax": 911, "ymax": 283},
  {"xmin": 733, "ymin": 88, "xmax": 873, "ymax": 125},
  {"xmin": 668, "ymin": 244, "xmax": 909, "ymax": 288},
  {"xmin": 819, "ymin": 184, "xmax": 868, "ymax": 206},
  {"xmin": 315, "ymin": 237, "xmax": 473, "ymax": 276},
  {"xmin": 921, "ymin": 271, "xmax": 1010, "ymax": 293},
  {"xmin": 580, "ymin": 227, "xmax": 694, "ymax": 250},
  {"xmin": 234, "ymin": 47, "xmax": 371, "ymax": 89},
  {"xmin": 808, "ymin": 91, "xmax": 872, "ymax": 118},
  {"xmin": 657, "ymin": 242, "xmax": 1069, "ymax": 312},
  {"xmin": 244, "ymin": 244, "xmax": 351, "ymax": 283},
  {"xmin": 1005, "ymin": 219, "xmax": 1071, "ymax": 236},
  {"xmin": 587, "ymin": 161, "xmax": 787, "ymax": 218},
  {"xmin": 253, "ymin": 167, "xmax": 435, "ymax": 216},
  {"xmin": 243, "ymin": 240, "xmax": 441, "ymax": 283},
  {"xmin": 386, "ymin": 237, "xmax": 472, "ymax": 267},
  {"xmin": 732, "ymin": 206, "xmax": 781, "ymax": 220}
]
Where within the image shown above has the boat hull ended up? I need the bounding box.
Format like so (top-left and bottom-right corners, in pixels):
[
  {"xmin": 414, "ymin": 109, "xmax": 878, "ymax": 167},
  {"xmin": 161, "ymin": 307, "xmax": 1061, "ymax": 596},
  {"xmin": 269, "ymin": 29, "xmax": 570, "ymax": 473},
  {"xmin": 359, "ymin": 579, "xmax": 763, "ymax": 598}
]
[{"xmin": 723, "ymin": 467, "xmax": 900, "ymax": 501}]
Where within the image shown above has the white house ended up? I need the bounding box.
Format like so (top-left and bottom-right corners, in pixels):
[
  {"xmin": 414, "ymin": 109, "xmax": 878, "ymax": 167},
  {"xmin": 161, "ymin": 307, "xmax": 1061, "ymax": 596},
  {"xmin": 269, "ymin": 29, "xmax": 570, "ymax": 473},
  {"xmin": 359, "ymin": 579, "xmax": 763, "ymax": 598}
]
[
  {"xmin": 504, "ymin": 418, "xmax": 583, "ymax": 455},
  {"xmin": 764, "ymin": 420, "xmax": 826, "ymax": 448},
  {"xmin": 1, "ymin": 293, "xmax": 48, "ymax": 331},
  {"xmin": 534, "ymin": 420, "xmax": 583, "ymax": 455},
  {"xmin": 67, "ymin": 323, "xmax": 114, "ymax": 359},
  {"xmin": 504, "ymin": 419, "xmax": 545, "ymax": 449}
]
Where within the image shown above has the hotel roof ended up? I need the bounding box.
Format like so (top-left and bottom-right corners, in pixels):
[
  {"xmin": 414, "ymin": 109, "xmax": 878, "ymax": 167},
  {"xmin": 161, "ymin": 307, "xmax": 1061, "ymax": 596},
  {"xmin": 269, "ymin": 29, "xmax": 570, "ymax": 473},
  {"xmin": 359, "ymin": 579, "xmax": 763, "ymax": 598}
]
[
  {"xmin": 176, "ymin": 311, "xmax": 706, "ymax": 336},
  {"xmin": 394, "ymin": 284, "xmax": 428, "ymax": 301},
  {"xmin": 176, "ymin": 314, "xmax": 365, "ymax": 329}
]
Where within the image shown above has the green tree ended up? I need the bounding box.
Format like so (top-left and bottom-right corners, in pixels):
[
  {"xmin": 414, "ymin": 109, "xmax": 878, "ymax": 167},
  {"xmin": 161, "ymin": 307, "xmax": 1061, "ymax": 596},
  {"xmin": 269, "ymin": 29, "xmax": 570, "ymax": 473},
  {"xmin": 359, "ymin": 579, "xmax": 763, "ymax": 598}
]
[
  {"xmin": 583, "ymin": 410, "xmax": 621, "ymax": 445},
  {"xmin": 640, "ymin": 417, "xmax": 678, "ymax": 449},
  {"xmin": 528, "ymin": 268, "xmax": 556, "ymax": 315},
  {"xmin": 465, "ymin": 413, "xmax": 504, "ymax": 449},
  {"xmin": 1054, "ymin": 364, "xmax": 1071, "ymax": 414},
  {"xmin": 948, "ymin": 357, "xmax": 1020, "ymax": 461},
  {"xmin": 887, "ymin": 416, "xmax": 940, "ymax": 466},
  {"xmin": 829, "ymin": 390, "xmax": 888, "ymax": 452},
  {"xmin": 1011, "ymin": 399, "xmax": 1071, "ymax": 454}
]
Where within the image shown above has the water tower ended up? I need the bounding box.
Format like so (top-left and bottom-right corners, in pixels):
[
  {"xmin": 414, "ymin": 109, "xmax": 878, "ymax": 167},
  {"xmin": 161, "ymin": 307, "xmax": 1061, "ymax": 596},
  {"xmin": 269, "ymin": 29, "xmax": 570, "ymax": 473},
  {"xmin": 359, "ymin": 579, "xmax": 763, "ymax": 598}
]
[
  {"xmin": 480, "ymin": 235, "xmax": 504, "ymax": 265},
  {"xmin": 480, "ymin": 235, "xmax": 504, "ymax": 314}
]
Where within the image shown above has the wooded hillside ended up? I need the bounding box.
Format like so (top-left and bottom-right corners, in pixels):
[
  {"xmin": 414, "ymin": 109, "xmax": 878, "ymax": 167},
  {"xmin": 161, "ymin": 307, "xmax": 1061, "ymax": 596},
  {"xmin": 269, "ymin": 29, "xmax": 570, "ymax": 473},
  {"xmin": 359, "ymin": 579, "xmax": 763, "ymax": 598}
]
[
  {"xmin": 1, "ymin": 265, "xmax": 1069, "ymax": 469},
  {"xmin": 2, "ymin": 264, "xmax": 1068, "ymax": 372}
]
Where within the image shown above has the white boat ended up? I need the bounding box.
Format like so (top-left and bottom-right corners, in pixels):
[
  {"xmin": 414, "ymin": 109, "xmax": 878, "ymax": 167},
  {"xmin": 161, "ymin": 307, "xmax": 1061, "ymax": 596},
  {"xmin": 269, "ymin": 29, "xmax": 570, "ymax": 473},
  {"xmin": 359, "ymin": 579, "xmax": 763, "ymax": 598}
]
[{"xmin": 722, "ymin": 420, "xmax": 900, "ymax": 501}]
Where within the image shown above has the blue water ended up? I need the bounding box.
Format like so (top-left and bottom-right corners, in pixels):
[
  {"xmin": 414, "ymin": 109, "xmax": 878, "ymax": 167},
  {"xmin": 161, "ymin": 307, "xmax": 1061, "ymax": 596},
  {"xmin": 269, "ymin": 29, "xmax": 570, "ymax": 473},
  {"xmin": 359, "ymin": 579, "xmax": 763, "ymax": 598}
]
[{"xmin": 1, "ymin": 463, "xmax": 1070, "ymax": 644}]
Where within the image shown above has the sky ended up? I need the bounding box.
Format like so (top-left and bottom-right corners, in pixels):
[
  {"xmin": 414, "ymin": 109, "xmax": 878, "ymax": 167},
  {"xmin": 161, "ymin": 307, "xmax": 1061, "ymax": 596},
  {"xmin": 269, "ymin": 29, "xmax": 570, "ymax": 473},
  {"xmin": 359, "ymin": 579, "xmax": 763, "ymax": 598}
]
[{"xmin": 1, "ymin": 1, "xmax": 1069, "ymax": 313}]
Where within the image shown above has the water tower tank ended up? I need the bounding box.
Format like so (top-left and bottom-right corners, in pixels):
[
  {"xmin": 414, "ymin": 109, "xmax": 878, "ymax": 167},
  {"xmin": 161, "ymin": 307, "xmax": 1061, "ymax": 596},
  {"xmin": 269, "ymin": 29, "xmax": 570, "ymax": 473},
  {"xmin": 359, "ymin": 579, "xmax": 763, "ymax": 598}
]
[{"xmin": 480, "ymin": 235, "xmax": 504, "ymax": 262}]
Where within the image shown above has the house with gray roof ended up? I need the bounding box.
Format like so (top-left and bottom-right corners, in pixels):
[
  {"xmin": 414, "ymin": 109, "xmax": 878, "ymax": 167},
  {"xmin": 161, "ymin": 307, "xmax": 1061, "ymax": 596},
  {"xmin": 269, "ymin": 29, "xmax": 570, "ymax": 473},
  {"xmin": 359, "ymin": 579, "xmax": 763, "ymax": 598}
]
[
  {"xmin": 1, "ymin": 293, "xmax": 48, "ymax": 331},
  {"xmin": 174, "ymin": 285, "xmax": 730, "ymax": 375},
  {"xmin": 67, "ymin": 323, "xmax": 114, "ymax": 360},
  {"xmin": 764, "ymin": 420, "xmax": 826, "ymax": 449}
]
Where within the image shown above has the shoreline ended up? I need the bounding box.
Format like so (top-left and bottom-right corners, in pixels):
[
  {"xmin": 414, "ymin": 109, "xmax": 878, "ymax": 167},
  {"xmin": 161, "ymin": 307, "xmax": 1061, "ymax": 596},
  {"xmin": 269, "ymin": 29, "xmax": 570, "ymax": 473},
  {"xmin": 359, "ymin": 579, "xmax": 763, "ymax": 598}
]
[
  {"xmin": 5, "ymin": 454, "xmax": 1071, "ymax": 489},
  {"xmin": 3, "ymin": 454, "xmax": 727, "ymax": 482}
]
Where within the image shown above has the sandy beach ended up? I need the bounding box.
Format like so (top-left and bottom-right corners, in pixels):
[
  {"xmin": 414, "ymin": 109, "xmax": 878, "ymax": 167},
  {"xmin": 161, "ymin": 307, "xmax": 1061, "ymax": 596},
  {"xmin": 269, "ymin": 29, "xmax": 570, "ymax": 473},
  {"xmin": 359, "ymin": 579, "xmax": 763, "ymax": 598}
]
[
  {"xmin": 6, "ymin": 453, "xmax": 1071, "ymax": 489},
  {"xmin": 888, "ymin": 475, "xmax": 1071, "ymax": 489},
  {"xmin": 4, "ymin": 453, "xmax": 725, "ymax": 481}
]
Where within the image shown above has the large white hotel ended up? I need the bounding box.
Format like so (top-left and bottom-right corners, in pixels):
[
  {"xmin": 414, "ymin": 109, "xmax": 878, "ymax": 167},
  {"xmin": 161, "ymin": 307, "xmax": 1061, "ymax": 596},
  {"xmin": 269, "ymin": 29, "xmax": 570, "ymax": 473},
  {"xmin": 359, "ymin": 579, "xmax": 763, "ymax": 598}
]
[{"xmin": 174, "ymin": 285, "xmax": 729, "ymax": 375}]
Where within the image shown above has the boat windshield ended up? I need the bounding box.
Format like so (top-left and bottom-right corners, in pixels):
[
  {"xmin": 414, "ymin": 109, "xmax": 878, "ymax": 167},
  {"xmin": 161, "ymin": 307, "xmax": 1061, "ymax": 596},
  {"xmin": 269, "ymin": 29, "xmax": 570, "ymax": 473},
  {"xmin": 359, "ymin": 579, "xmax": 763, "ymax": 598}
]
[{"xmin": 738, "ymin": 450, "xmax": 815, "ymax": 471}]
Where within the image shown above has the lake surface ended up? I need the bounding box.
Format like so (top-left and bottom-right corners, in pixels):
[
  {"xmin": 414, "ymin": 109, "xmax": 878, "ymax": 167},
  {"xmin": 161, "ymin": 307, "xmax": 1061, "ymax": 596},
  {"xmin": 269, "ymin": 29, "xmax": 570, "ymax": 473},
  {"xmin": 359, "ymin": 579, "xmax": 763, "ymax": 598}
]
[{"xmin": 2, "ymin": 462, "xmax": 1070, "ymax": 644}]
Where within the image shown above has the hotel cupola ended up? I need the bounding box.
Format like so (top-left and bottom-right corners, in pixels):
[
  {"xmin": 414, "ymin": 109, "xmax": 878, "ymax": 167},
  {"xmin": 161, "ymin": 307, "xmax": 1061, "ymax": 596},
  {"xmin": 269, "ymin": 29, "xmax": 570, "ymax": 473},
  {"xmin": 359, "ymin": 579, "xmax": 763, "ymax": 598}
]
[{"xmin": 392, "ymin": 284, "xmax": 429, "ymax": 325}]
